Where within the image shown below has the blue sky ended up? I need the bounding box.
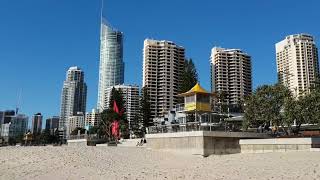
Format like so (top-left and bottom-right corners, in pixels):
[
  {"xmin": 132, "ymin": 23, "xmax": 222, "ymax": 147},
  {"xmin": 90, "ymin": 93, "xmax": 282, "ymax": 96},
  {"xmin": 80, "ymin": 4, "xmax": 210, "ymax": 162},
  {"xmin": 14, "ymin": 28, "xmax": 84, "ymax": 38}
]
[{"xmin": 0, "ymin": 0, "xmax": 319, "ymax": 125}]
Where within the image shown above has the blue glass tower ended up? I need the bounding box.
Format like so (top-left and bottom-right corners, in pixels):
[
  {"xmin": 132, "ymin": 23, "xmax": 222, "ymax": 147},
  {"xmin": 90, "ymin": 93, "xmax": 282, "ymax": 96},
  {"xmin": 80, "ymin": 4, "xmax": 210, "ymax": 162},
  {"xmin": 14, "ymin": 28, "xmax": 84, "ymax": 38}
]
[{"xmin": 97, "ymin": 19, "xmax": 124, "ymax": 111}]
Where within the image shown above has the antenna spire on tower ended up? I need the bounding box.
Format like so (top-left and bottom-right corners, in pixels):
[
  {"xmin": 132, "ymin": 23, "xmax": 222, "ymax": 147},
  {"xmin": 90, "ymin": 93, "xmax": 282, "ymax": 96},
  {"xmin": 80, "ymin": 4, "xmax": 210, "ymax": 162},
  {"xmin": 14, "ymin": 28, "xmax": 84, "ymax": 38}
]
[
  {"xmin": 100, "ymin": 0, "xmax": 104, "ymax": 23},
  {"xmin": 16, "ymin": 89, "xmax": 22, "ymax": 114}
]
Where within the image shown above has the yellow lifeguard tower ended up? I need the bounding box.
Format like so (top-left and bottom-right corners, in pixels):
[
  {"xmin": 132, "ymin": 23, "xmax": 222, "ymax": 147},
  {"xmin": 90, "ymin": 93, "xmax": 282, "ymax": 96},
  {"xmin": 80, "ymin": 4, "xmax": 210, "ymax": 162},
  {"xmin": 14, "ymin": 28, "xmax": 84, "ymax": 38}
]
[{"xmin": 178, "ymin": 83, "xmax": 214, "ymax": 124}]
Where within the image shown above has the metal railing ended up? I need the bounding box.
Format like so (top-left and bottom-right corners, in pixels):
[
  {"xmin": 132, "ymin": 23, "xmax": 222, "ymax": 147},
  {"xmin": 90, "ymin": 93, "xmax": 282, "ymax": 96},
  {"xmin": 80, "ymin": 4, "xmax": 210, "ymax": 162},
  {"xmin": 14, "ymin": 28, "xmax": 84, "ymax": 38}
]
[{"xmin": 147, "ymin": 122, "xmax": 229, "ymax": 134}]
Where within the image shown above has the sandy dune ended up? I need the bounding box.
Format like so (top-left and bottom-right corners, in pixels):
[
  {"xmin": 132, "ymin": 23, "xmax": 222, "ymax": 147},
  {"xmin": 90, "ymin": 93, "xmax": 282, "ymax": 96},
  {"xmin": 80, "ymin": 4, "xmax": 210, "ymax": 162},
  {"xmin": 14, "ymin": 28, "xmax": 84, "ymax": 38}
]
[{"xmin": 0, "ymin": 146, "xmax": 319, "ymax": 180}]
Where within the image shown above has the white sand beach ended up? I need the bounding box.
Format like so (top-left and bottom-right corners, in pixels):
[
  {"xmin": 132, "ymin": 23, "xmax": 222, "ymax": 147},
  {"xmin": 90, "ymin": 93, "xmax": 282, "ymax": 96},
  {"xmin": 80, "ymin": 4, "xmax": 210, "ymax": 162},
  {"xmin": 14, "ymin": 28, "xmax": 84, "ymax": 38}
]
[{"xmin": 0, "ymin": 146, "xmax": 319, "ymax": 180}]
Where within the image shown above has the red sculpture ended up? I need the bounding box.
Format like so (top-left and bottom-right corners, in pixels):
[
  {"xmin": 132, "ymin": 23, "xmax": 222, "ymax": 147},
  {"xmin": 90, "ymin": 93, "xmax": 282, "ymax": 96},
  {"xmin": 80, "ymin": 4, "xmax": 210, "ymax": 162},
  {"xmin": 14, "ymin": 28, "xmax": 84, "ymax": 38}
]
[
  {"xmin": 111, "ymin": 120, "xmax": 119, "ymax": 139},
  {"xmin": 113, "ymin": 100, "xmax": 119, "ymax": 114},
  {"xmin": 111, "ymin": 100, "xmax": 123, "ymax": 141}
]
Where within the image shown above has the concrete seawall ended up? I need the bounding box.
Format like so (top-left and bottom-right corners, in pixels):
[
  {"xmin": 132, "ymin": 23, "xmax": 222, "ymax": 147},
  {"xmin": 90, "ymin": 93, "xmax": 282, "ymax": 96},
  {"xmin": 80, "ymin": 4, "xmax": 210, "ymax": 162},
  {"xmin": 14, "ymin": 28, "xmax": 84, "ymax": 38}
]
[
  {"xmin": 240, "ymin": 137, "xmax": 320, "ymax": 153},
  {"xmin": 67, "ymin": 139, "xmax": 87, "ymax": 146},
  {"xmin": 146, "ymin": 131, "xmax": 268, "ymax": 157}
]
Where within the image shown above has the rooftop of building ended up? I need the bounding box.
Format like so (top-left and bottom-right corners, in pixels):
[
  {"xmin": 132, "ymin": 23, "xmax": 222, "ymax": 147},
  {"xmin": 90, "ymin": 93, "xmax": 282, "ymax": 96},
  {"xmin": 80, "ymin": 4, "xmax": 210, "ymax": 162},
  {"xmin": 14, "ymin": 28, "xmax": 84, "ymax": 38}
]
[
  {"xmin": 68, "ymin": 66, "xmax": 81, "ymax": 71},
  {"xmin": 101, "ymin": 17, "xmax": 123, "ymax": 34},
  {"xmin": 286, "ymin": 33, "xmax": 314, "ymax": 39},
  {"xmin": 211, "ymin": 47, "xmax": 250, "ymax": 58},
  {"xmin": 144, "ymin": 39, "xmax": 184, "ymax": 49},
  {"xmin": 213, "ymin": 47, "xmax": 248, "ymax": 53},
  {"xmin": 276, "ymin": 33, "xmax": 316, "ymax": 50}
]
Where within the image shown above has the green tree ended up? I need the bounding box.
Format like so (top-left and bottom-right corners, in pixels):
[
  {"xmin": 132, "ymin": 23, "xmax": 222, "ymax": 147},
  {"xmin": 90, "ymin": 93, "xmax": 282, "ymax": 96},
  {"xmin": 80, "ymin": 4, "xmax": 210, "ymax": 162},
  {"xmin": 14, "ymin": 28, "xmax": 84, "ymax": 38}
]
[
  {"xmin": 53, "ymin": 129, "xmax": 60, "ymax": 144},
  {"xmin": 32, "ymin": 132, "xmax": 42, "ymax": 144},
  {"xmin": 88, "ymin": 126, "xmax": 99, "ymax": 134},
  {"xmin": 140, "ymin": 87, "xmax": 152, "ymax": 133},
  {"xmin": 39, "ymin": 129, "xmax": 52, "ymax": 144},
  {"xmin": 178, "ymin": 58, "xmax": 198, "ymax": 103},
  {"xmin": 131, "ymin": 113, "xmax": 143, "ymax": 137},
  {"xmin": 243, "ymin": 94, "xmax": 259, "ymax": 129},
  {"xmin": 243, "ymin": 84, "xmax": 292, "ymax": 133},
  {"xmin": 109, "ymin": 87, "xmax": 125, "ymax": 113},
  {"xmin": 99, "ymin": 88, "xmax": 129, "ymax": 139},
  {"xmin": 282, "ymin": 95, "xmax": 297, "ymax": 132},
  {"xmin": 99, "ymin": 109, "xmax": 117, "ymax": 138},
  {"xmin": 110, "ymin": 88, "xmax": 129, "ymax": 138},
  {"xmin": 306, "ymin": 88, "xmax": 320, "ymax": 124},
  {"xmin": 298, "ymin": 88, "xmax": 320, "ymax": 124},
  {"xmin": 245, "ymin": 83, "xmax": 320, "ymax": 135},
  {"xmin": 283, "ymin": 87, "xmax": 320, "ymax": 134},
  {"xmin": 216, "ymin": 91, "xmax": 229, "ymax": 114},
  {"xmin": 70, "ymin": 127, "xmax": 86, "ymax": 135}
]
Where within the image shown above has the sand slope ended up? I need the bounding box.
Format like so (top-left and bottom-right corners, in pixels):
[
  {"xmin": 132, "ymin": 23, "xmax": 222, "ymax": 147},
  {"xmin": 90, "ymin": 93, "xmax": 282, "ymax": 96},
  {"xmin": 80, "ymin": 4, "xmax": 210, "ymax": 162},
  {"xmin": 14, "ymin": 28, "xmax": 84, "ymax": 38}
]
[{"xmin": 0, "ymin": 146, "xmax": 319, "ymax": 180}]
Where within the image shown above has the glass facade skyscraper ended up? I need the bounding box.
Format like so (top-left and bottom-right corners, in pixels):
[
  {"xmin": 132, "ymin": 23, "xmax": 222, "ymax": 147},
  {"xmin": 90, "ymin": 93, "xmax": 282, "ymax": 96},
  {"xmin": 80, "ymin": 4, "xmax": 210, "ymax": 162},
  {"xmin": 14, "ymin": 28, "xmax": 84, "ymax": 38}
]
[
  {"xmin": 31, "ymin": 113, "xmax": 43, "ymax": 134},
  {"xmin": 97, "ymin": 19, "xmax": 124, "ymax": 111}
]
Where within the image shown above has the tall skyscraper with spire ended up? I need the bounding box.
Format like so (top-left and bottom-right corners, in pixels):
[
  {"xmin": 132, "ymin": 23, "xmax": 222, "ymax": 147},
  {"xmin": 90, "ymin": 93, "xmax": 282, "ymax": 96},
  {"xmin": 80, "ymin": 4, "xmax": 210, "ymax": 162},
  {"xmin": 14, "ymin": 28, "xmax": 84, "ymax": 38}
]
[
  {"xmin": 59, "ymin": 66, "xmax": 87, "ymax": 138},
  {"xmin": 97, "ymin": 17, "xmax": 124, "ymax": 111}
]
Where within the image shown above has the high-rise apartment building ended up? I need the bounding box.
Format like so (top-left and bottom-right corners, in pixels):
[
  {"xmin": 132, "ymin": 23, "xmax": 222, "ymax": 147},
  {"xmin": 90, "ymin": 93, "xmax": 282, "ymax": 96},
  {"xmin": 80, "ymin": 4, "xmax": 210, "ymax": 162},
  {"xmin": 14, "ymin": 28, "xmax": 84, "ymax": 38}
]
[
  {"xmin": 0, "ymin": 110, "xmax": 15, "ymax": 124},
  {"xmin": 143, "ymin": 39, "xmax": 185, "ymax": 119},
  {"xmin": 66, "ymin": 112, "xmax": 85, "ymax": 138},
  {"xmin": 276, "ymin": 34, "xmax": 319, "ymax": 96},
  {"xmin": 85, "ymin": 109, "xmax": 101, "ymax": 127},
  {"xmin": 97, "ymin": 19, "xmax": 124, "ymax": 111},
  {"xmin": 210, "ymin": 47, "xmax": 252, "ymax": 107},
  {"xmin": 105, "ymin": 85, "xmax": 139, "ymax": 129},
  {"xmin": 31, "ymin": 113, "xmax": 42, "ymax": 134},
  {"xmin": 0, "ymin": 114, "xmax": 28, "ymax": 142},
  {"xmin": 59, "ymin": 67, "xmax": 87, "ymax": 138},
  {"xmin": 45, "ymin": 116, "xmax": 59, "ymax": 135},
  {"xmin": 0, "ymin": 111, "xmax": 3, "ymax": 135},
  {"xmin": 0, "ymin": 111, "xmax": 4, "ymax": 126},
  {"xmin": 0, "ymin": 110, "xmax": 15, "ymax": 137}
]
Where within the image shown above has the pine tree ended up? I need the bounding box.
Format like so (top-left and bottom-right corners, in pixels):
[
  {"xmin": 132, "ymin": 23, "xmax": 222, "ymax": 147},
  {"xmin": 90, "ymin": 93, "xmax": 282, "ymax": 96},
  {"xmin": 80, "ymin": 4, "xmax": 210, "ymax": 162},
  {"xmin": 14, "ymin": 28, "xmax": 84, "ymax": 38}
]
[
  {"xmin": 178, "ymin": 58, "xmax": 198, "ymax": 103},
  {"xmin": 108, "ymin": 87, "xmax": 125, "ymax": 113},
  {"xmin": 99, "ymin": 87, "xmax": 129, "ymax": 139},
  {"xmin": 140, "ymin": 87, "xmax": 152, "ymax": 133},
  {"xmin": 131, "ymin": 113, "xmax": 143, "ymax": 137}
]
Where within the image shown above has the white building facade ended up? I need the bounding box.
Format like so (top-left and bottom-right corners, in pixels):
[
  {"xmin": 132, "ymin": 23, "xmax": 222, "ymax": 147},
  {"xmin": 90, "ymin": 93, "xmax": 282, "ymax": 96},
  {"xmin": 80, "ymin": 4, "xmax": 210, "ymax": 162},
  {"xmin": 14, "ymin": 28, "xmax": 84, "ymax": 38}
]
[
  {"xmin": 210, "ymin": 47, "xmax": 252, "ymax": 106},
  {"xmin": 59, "ymin": 67, "xmax": 87, "ymax": 139},
  {"xmin": 66, "ymin": 112, "xmax": 85, "ymax": 138},
  {"xmin": 276, "ymin": 34, "xmax": 319, "ymax": 96},
  {"xmin": 85, "ymin": 109, "xmax": 101, "ymax": 128},
  {"xmin": 142, "ymin": 39, "xmax": 185, "ymax": 119},
  {"xmin": 105, "ymin": 85, "xmax": 139, "ymax": 130}
]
